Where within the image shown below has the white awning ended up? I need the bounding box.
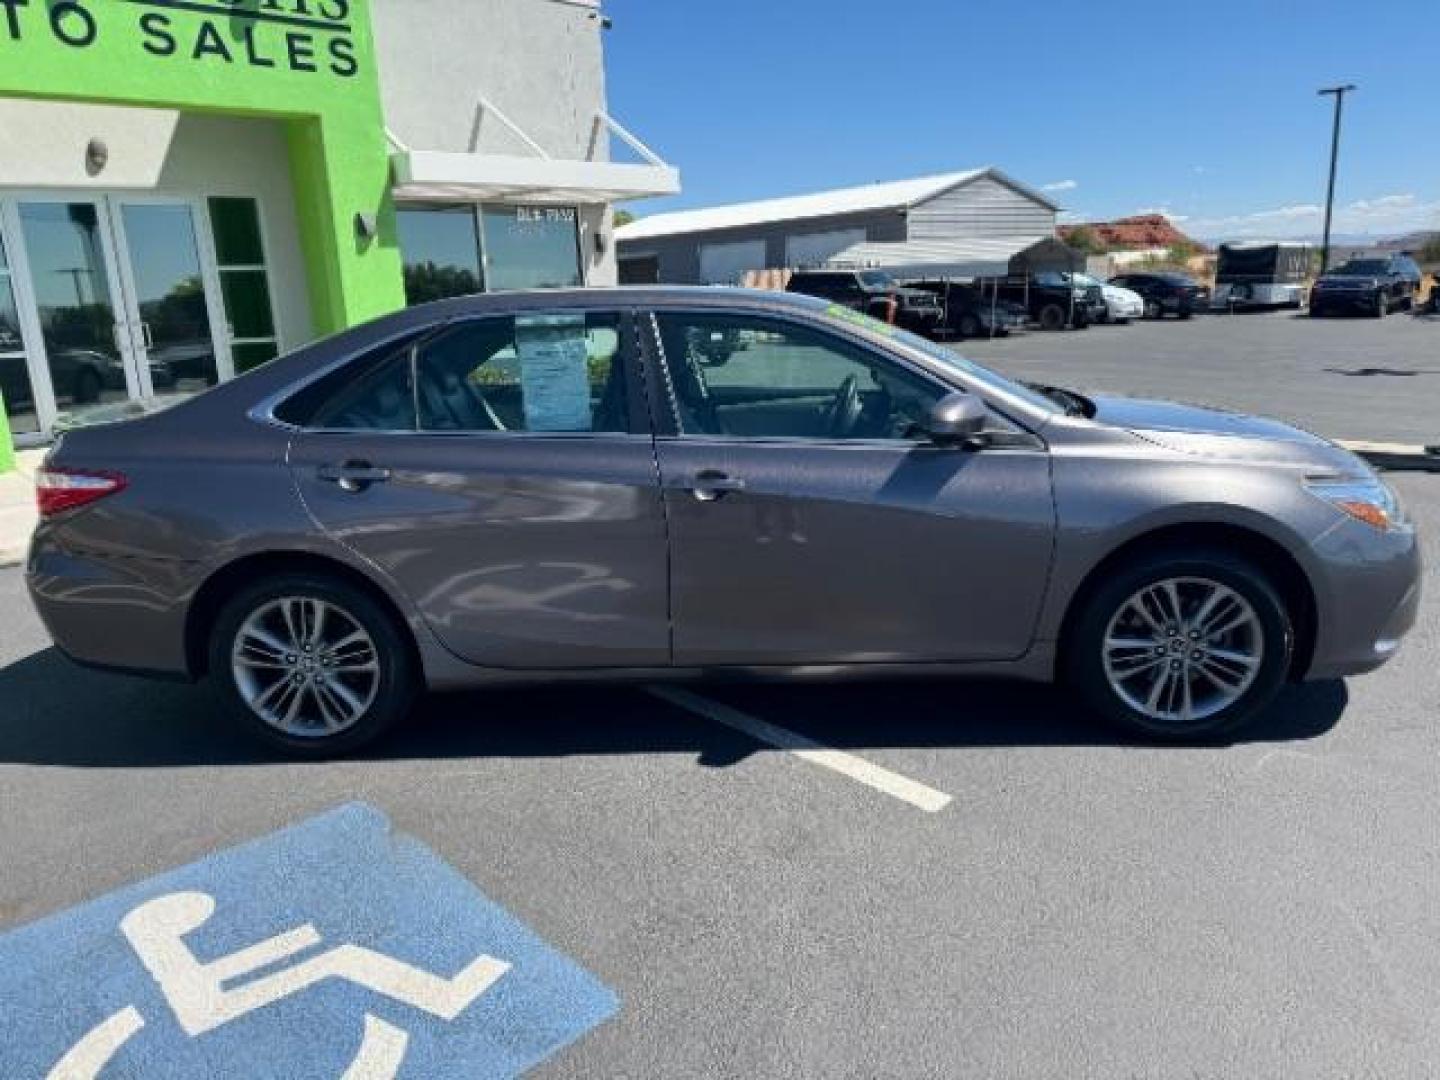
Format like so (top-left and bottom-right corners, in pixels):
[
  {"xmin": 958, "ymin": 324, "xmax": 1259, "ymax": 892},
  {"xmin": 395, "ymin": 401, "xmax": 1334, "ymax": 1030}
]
[
  {"xmin": 388, "ymin": 102, "xmax": 680, "ymax": 205},
  {"xmin": 824, "ymin": 235, "xmax": 1053, "ymax": 279},
  {"xmin": 391, "ymin": 151, "xmax": 680, "ymax": 204}
]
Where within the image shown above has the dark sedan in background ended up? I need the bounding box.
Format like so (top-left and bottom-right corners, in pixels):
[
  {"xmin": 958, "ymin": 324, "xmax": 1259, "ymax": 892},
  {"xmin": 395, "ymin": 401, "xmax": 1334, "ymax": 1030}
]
[
  {"xmin": 1310, "ymin": 254, "xmax": 1423, "ymax": 317},
  {"xmin": 1109, "ymin": 271, "xmax": 1210, "ymax": 320},
  {"xmin": 27, "ymin": 288, "xmax": 1419, "ymax": 756},
  {"xmin": 907, "ymin": 281, "xmax": 1027, "ymax": 339}
]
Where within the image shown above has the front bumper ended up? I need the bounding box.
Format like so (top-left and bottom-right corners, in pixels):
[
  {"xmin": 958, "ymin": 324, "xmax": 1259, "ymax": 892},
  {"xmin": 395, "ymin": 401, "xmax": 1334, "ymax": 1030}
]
[
  {"xmin": 1310, "ymin": 290, "xmax": 1380, "ymax": 314},
  {"xmin": 1303, "ymin": 519, "xmax": 1422, "ymax": 680}
]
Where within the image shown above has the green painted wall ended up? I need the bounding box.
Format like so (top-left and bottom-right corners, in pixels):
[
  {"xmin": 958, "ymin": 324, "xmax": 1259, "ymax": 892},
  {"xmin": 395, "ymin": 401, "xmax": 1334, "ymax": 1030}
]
[
  {"xmin": 0, "ymin": 392, "xmax": 13, "ymax": 472},
  {"xmin": 0, "ymin": 0, "xmax": 404, "ymax": 348}
]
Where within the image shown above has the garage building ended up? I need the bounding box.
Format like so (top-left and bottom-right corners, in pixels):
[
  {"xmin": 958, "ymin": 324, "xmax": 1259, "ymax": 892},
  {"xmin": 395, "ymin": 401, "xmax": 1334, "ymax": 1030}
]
[{"xmin": 616, "ymin": 168, "xmax": 1059, "ymax": 285}]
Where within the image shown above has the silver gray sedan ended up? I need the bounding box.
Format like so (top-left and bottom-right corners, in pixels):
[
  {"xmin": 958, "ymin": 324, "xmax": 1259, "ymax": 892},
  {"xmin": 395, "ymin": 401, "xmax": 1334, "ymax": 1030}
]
[{"xmin": 26, "ymin": 288, "xmax": 1420, "ymax": 755}]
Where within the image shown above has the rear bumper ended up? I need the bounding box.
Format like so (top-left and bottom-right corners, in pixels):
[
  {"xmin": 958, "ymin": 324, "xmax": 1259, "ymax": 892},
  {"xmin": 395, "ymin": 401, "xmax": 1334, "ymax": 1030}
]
[{"xmin": 26, "ymin": 536, "xmax": 195, "ymax": 679}]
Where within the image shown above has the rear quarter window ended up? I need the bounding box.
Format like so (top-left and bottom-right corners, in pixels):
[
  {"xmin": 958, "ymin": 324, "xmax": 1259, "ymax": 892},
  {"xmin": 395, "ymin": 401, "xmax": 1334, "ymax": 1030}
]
[{"xmin": 273, "ymin": 330, "xmax": 428, "ymax": 428}]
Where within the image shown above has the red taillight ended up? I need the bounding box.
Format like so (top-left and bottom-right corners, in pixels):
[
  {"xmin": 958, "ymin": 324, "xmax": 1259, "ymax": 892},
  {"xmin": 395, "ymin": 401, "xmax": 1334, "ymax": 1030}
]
[{"xmin": 35, "ymin": 468, "xmax": 128, "ymax": 517}]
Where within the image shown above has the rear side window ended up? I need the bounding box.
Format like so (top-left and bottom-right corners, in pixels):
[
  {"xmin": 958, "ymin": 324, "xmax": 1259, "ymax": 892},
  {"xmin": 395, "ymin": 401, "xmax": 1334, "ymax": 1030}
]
[
  {"xmin": 274, "ymin": 330, "xmax": 425, "ymax": 429},
  {"xmin": 280, "ymin": 313, "xmax": 633, "ymax": 434},
  {"xmin": 415, "ymin": 313, "xmax": 630, "ymax": 434}
]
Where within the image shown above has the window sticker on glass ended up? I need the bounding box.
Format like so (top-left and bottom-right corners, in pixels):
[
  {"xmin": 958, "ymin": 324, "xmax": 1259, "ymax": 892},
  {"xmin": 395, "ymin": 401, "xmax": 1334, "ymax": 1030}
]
[{"xmin": 514, "ymin": 314, "xmax": 594, "ymax": 432}]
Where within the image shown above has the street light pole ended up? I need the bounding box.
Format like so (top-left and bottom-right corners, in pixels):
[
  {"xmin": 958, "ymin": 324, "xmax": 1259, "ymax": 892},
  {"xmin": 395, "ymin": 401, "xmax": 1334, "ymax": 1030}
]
[{"xmin": 1317, "ymin": 84, "xmax": 1356, "ymax": 274}]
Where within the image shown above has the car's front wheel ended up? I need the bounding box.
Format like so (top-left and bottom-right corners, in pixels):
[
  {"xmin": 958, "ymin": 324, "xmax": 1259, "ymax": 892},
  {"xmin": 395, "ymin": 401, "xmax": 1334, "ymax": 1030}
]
[
  {"xmin": 209, "ymin": 574, "xmax": 417, "ymax": 756},
  {"xmin": 1066, "ymin": 550, "xmax": 1293, "ymax": 740}
]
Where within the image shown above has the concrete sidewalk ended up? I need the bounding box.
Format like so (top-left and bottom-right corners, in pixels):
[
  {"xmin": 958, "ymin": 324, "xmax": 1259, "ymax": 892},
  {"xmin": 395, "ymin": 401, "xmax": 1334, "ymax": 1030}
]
[{"xmin": 0, "ymin": 450, "xmax": 44, "ymax": 569}]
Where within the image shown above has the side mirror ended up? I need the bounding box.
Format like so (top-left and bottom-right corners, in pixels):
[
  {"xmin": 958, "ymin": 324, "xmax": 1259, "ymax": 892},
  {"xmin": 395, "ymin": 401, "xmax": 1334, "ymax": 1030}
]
[{"xmin": 924, "ymin": 391, "xmax": 989, "ymax": 448}]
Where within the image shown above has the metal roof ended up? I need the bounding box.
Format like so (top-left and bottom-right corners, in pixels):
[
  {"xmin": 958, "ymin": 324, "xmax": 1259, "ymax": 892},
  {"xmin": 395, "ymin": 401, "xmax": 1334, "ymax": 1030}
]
[
  {"xmin": 822, "ymin": 235, "xmax": 1055, "ymax": 278},
  {"xmin": 615, "ymin": 168, "xmax": 1058, "ymax": 242}
]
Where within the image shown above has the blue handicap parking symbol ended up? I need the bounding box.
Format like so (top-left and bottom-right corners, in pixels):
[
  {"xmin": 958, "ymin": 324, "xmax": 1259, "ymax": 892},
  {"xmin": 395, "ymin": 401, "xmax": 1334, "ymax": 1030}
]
[{"xmin": 0, "ymin": 803, "xmax": 618, "ymax": 1078}]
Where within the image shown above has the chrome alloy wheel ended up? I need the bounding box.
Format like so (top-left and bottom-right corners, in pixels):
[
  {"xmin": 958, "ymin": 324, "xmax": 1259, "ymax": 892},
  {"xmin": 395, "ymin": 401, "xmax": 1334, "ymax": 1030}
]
[
  {"xmin": 1101, "ymin": 576, "xmax": 1264, "ymax": 725},
  {"xmin": 230, "ymin": 597, "xmax": 380, "ymax": 737}
]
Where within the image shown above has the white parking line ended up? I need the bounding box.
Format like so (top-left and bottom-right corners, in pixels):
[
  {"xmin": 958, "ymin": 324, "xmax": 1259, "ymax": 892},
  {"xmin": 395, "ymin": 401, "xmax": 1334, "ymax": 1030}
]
[{"xmin": 647, "ymin": 685, "xmax": 953, "ymax": 814}]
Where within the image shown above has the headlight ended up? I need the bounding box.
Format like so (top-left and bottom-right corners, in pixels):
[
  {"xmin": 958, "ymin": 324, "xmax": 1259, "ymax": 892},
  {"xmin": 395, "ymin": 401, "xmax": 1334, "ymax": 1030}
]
[{"xmin": 1305, "ymin": 476, "xmax": 1408, "ymax": 531}]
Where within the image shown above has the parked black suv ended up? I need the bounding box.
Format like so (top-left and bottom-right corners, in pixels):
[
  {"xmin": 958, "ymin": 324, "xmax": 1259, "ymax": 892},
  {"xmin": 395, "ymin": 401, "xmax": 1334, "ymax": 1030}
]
[
  {"xmin": 971, "ymin": 274, "xmax": 1093, "ymax": 330},
  {"xmin": 786, "ymin": 270, "xmax": 943, "ymax": 335},
  {"xmin": 908, "ymin": 281, "xmax": 1027, "ymax": 338},
  {"xmin": 1309, "ymin": 254, "xmax": 1422, "ymax": 317},
  {"xmin": 1107, "ymin": 272, "xmax": 1209, "ymax": 319}
]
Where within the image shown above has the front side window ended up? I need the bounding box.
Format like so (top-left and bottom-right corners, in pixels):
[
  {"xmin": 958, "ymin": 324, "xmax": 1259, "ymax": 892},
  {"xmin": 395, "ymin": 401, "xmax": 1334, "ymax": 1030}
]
[{"xmin": 654, "ymin": 313, "xmax": 942, "ymax": 441}]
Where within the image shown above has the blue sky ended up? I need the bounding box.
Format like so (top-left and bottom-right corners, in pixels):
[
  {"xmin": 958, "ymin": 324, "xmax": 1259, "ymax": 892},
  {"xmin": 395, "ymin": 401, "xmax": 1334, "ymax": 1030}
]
[{"xmin": 604, "ymin": 0, "xmax": 1439, "ymax": 240}]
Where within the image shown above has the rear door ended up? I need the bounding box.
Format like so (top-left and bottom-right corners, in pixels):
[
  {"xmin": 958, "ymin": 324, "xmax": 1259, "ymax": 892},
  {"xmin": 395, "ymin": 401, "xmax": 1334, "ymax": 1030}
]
[
  {"xmin": 641, "ymin": 307, "xmax": 1056, "ymax": 666},
  {"xmin": 288, "ymin": 307, "xmax": 670, "ymax": 670}
]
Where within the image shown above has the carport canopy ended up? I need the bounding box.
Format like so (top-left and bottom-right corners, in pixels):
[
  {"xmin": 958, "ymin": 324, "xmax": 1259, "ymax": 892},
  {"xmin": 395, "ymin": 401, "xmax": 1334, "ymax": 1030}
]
[{"xmin": 823, "ymin": 235, "xmax": 1079, "ymax": 279}]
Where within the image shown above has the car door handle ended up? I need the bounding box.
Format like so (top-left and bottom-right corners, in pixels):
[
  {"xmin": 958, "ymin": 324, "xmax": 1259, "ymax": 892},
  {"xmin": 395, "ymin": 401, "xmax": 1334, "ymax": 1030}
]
[
  {"xmin": 317, "ymin": 461, "xmax": 392, "ymax": 493},
  {"xmin": 686, "ymin": 470, "xmax": 746, "ymax": 502}
]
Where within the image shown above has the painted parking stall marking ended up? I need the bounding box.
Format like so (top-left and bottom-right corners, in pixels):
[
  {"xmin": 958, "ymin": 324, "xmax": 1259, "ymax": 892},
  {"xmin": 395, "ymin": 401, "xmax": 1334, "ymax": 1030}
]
[
  {"xmin": 649, "ymin": 685, "xmax": 953, "ymax": 814},
  {"xmin": 0, "ymin": 804, "xmax": 617, "ymax": 1078}
]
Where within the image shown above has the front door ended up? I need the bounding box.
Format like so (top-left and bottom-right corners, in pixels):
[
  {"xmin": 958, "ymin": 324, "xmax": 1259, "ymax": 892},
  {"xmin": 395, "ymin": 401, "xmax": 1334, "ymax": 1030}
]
[
  {"xmin": 288, "ymin": 308, "xmax": 671, "ymax": 670},
  {"xmin": 644, "ymin": 309, "xmax": 1057, "ymax": 667},
  {"xmin": 2, "ymin": 195, "xmax": 227, "ymax": 434}
]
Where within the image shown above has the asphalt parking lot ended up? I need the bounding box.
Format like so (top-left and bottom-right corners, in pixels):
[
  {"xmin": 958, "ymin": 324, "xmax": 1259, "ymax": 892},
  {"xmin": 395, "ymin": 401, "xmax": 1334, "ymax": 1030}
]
[
  {"xmin": 961, "ymin": 306, "xmax": 1440, "ymax": 447},
  {"xmin": 0, "ymin": 474, "xmax": 1436, "ymax": 1076}
]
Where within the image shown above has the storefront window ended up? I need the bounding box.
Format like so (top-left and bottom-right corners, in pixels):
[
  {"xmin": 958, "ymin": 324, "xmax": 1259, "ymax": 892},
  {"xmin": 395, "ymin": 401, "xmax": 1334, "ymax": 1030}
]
[
  {"xmin": 208, "ymin": 198, "xmax": 280, "ymax": 373},
  {"xmin": 397, "ymin": 207, "xmax": 484, "ymax": 305},
  {"xmin": 482, "ymin": 205, "xmax": 583, "ymax": 292},
  {"xmin": 0, "ymin": 233, "xmax": 39, "ymax": 435}
]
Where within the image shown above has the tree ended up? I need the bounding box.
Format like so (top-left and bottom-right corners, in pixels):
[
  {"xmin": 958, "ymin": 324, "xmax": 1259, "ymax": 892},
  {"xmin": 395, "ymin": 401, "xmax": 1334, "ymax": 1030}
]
[
  {"xmin": 1420, "ymin": 234, "xmax": 1440, "ymax": 265},
  {"xmin": 1064, "ymin": 226, "xmax": 1105, "ymax": 255},
  {"xmin": 1166, "ymin": 240, "xmax": 1198, "ymax": 264},
  {"xmin": 613, "ymin": 209, "xmax": 636, "ymax": 228}
]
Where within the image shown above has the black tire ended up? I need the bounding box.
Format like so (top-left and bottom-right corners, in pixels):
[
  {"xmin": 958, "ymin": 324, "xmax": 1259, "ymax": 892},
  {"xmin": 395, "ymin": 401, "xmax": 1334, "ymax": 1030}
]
[
  {"xmin": 958, "ymin": 314, "xmax": 981, "ymax": 338},
  {"xmin": 1064, "ymin": 549, "xmax": 1293, "ymax": 741},
  {"xmin": 208, "ymin": 573, "xmax": 417, "ymax": 757},
  {"xmin": 73, "ymin": 368, "xmax": 102, "ymax": 405},
  {"xmin": 1038, "ymin": 304, "xmax": 1066, "ymax": 331},
  {"xmin": 1143, "ymin": 298, "xmax": 1163, "ymax": 320},
  {"xmin": 1177, "ymin": 309, "xmax": 1193, "ymax": 320}
]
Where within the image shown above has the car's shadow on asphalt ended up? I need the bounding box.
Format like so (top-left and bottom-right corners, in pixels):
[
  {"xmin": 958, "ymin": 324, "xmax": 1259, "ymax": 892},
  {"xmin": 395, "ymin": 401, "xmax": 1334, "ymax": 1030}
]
[{"xmin": 0, "ymin": 646, "xmax": 1349, "ymax": 769}]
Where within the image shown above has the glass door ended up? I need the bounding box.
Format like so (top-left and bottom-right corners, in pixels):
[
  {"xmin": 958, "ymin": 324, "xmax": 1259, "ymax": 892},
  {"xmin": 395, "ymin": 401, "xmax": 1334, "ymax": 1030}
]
[
  {"xmin": 0, "ymin": 228, "xmax": 42, "ymax": 440},
  {"xmin": 111, "ymin": 199, "xmax": 228, "ymax": 403},
  {"xmin": 12, "ymin": 199, "xmax": 132, "ymax": 430}
]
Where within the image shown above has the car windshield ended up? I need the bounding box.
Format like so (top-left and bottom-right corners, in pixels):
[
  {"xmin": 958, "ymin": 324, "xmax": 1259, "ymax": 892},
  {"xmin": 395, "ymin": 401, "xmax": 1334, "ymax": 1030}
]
[
  {"xmin": 1333, "ymin": 260, "xmax": 1388, "ymax": 275},
  {"xmin": 1068, "ymin": 273, "xmax": 1101, "ymax": 286},
  {"xmin": 801, "ymin": 296, "xmax": 1062, "ymax": 416},
  {"xmin": 858, "ymin": 271, "xmax": 897, "ymax": 289},
  {"xmin": 1158, "ymin": 273, "xmax": 1196, "ymax": 285}
]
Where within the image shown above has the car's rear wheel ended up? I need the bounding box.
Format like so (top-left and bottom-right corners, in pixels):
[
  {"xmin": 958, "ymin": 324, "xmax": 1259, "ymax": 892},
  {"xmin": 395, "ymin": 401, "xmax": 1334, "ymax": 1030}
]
[
  {"xmin": 958, "ymin": 314, "xmax": 981, "ymax": 338},
  {"xmin": 1143, "ymin": 298, "xmax": 1162, "ymax": 320},
  {"xmin": 1038, "ymin": 303, "xmax": 1066, "ymax": 331},
  {"xmin": 209, "ymin": 573, "xmax": 416, "ymax": 757},
  {"xmin": 1066, "ymin": 550, "xmax": 1293, "ymax": 740}
]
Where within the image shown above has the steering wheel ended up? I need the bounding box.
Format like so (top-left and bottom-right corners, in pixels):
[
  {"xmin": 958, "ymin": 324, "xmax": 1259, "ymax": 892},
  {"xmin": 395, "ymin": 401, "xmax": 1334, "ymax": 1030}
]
[{"xmin": 823, "ymin": 374, "xmax": 864, "ymax": 438}]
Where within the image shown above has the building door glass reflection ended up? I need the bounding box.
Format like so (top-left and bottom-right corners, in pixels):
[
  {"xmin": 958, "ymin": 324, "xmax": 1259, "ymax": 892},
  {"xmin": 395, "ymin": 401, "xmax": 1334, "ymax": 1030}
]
[
  {"xmin": 17, "ymin": 201, "xmax": 129, "ymax": 415},
  {"xmin": 117, "ymin": 202, "xmax": 220, "ymax": 400},
  {"xmin": 0, "ymin": 231, "xmax": 40, "ymax": 436}
]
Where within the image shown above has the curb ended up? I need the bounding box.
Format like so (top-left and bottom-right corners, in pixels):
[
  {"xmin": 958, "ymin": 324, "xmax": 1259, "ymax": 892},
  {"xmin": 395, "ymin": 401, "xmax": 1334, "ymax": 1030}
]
[{"xmin": 1337, "ymin": 441, "xmax": 1440, "ymax": 473}]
